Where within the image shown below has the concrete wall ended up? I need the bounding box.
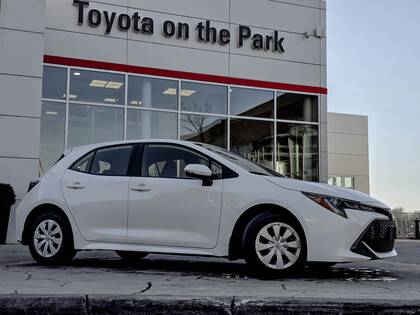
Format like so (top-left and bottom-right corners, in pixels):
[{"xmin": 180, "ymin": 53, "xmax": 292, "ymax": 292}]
[
  {"xmin": 327, "ymin": 112, "xmax": 370, "ymax": 194},
  {"xmin": 0, "ymin": 0, "xmax": 46, "ymax": 242}
]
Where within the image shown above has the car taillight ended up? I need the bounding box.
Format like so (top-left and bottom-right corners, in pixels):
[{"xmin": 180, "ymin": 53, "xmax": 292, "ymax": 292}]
[{"xmin": 27, "ymin": 180, "xmax": 39, "ymax": 192}]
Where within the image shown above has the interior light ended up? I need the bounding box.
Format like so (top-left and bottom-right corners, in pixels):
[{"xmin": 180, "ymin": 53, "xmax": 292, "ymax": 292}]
[
  {"xmin": 62, "ymin": 94, "xmax": 78, "ymax": 99},
  {"xmin": 89, "ymin": 80, "xmax": 108, "ymax": 87},
  {"xmin": 73, "ymin": 72, "xmax": 81, "ymax": 76},
  {"xmin": 130, "ymin": 101, "xmax": 142, "ymax": 105},
  {"xmin": 104, "ymin": 98, "xmax": 116, "ymax": 103},
  {"xmin": 181, "ymin": 89, "xmax": 196, "ymax": 96},
  {"xmin": 45, "ymin": 111, "xmax": 58, "ymax": 115},
  {"xmin": 163, "ymin": 88, "xmax": 177, "ymax": 95},
  {"xmin": 105, "ymin": 81, "xmax": 123, "ymax": 89}
]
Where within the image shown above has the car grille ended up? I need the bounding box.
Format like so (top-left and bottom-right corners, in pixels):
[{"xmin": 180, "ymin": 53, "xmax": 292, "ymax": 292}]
[{"xmin": 351, "ymin": 220, "xmax": 396, "ymax": 257}]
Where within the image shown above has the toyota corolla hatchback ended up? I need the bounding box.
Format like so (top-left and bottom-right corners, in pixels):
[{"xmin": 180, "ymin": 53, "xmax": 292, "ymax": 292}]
[{"xmin": 16, "ymin": 140, "xmax": 397, "ymax": 276}]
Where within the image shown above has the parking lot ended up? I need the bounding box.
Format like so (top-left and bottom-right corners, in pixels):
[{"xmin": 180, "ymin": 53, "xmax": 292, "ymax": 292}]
[{"xmin": 1, "ymin": 239, "xmax": 420, "ymax": 313}]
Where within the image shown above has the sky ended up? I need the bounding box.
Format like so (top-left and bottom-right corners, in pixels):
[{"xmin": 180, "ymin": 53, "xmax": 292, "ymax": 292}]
[{"xmin": 325, "ymin": 0, "xmax": 420, "ymax": 211}]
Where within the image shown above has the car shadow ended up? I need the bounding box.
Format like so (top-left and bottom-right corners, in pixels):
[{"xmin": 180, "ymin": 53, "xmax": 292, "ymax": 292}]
[{"xmin": 59, "ymin": 253, "xmax": 401, "ymax": 282}]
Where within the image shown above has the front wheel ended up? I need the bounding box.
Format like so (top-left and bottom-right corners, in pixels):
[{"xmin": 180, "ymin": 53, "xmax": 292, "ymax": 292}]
[
  {"xmin": 243, "ymin": 212, "xmax": 306, "ymax": 277},
  {"xmin": 28, "ymin": 211, "xmax": 76, "ymax": 265}
]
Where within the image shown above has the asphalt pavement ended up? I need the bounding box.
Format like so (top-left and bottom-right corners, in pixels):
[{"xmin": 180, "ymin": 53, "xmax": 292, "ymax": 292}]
[{"xmin": 1, "ymin": 239, "xmax": 420, "ymax": 314}]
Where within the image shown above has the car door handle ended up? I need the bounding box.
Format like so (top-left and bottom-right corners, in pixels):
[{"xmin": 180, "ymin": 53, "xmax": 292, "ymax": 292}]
[
  {"xmin": 67, "ymin": 182, "xmax": 85, "ymax": 189},
  {"xmin": 130, "ymin": 184, "xmax": 151, "ymax": 192}
]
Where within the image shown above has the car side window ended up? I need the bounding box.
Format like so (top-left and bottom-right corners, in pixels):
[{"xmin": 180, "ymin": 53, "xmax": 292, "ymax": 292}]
[
  {"xmin": 90, "ymin": 145, "xmax": 134, "ymax": 176},
  {"xmin": 70, "ymin": 151, "xmax": 94, "ymax": 173},
  {"xmin": 141, "ymin": 144, "xmax": 210, "ymax": 179},
  {"xmin": 70, "ymin": 145, "xmax": 134, "ymax": 176}
]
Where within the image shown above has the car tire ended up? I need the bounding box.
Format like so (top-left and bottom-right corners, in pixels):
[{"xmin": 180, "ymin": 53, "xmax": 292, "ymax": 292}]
[
  {"xmin": 115, "ymin": 251, "xmax": 148, "ymax": 261},
  {"xmin": 28, "ymin": 211, "xmax": 76, "ymax": 265},
  {"xmin": 243, "ymin": 211, "xmax": 306, "ymax": 277}
]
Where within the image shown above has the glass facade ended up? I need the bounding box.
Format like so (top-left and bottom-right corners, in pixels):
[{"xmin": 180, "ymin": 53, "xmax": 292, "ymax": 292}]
[
  {"xmin": 40, "ymin": 65, "xmax": 320, "ymax": 180},
  {"xmin": 328, "ymin": 176, "xmax": 355, "ymax": 189}
]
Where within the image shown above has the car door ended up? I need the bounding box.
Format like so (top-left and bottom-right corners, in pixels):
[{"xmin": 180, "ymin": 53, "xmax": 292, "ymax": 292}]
[
  {"xmin": 61, "ymin": 144, "xmax": 135, "ymax": 243},
  {"xmin": 127, "ymin": 143, "xmax": 223, "ymax": 249}
]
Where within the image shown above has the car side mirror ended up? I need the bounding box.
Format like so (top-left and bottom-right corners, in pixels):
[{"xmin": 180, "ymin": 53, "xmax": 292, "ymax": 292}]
[{"xmin": 184, "ymin": 164, "xmax": 213, "ymax": 186}]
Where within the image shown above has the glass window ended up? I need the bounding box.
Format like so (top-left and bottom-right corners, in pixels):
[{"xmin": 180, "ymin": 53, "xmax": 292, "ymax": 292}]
[
  {"xmin": 141, "ymin": 144, "xmax": 209, "ymax": 179},
  {"xmin": 328, "ymin": 176, "xmax": 354, "ymax": 189},
  {"xmin": 39, "ymin": 102, "xmax": 66, "ymax": 174},
  {"xmin": 180, "ymin": 114, "xmax": 227, "ymax": 148},
  {"xmin": 70, "ymin": 69, "xmax": 125, "ymax": 105},
  {"xmin": 67, "ymin": 104, "xmax": 124, "ymax": 148},
  {"xmin": 70, "ymin": 151, "xmax": 94, "ymax": 173},
  {"xmin": 128, "ymin": 76, "xmax": 177, "ymax": 110},
  {"xmin": 90, "ymin": 145, "xmax": 134, "ymax": 176},
  {"xmin": 276, "ymin": 123, "xmax": 319, "ymax": 181},
  {"xmin": 210, "ymin": 161, "xmax": 223, "ymax": 179},
  {"xmin": 181, "ymin": 82, "xmax": 227, "ymax": 115},
  {"xmin": 127, "ymin": 109, "xmax": 177, "ymax": 140},
  {"xmin": 42, "ymin": 66, "xmax": 67, "ymax": 100},
  {"xmin": 202, "ymin": 143, "xmax": 282, "ymax": 177},
  {"xmin": 230, "ymin": 87, "xmax": 274, "ymax": 118},
  {"xmin": 230, "ymin": 119, "xmax": 274, "ymax": 169},
  {"xmin": 276, "ymin": 93, "xmax": 318, "ymax": 122}
]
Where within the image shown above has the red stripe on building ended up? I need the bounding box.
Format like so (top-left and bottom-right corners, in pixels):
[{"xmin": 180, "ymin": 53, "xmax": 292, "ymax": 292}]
[{"xmin": 44, "ymin": 55, "xmax": 327, "ymax": 94}]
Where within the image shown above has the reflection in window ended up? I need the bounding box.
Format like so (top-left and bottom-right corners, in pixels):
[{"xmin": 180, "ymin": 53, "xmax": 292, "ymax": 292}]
[
  {"xmin": 42, "ymin": 66, "xmax": 67, "ymax": 100},
  {"xmin": 276, "ymin": 123, "xmax": 318, "ymax": 181},
  {"xmin": 127, "ymin": 109, "xmax": 177, "ymax": 140},
  {"xmin": 39, "ymin": 102, "xmax": 66, "ymax": 175},
  {"xmin": 230, "ymin": 119, "xmax": 274, "ymax": 169},
  {"xmin": 328, "ymin": 176, "xmax": 354, "ymax": 189},
  {"xmin": 128, "ymin": 76, "xmax": 177, "ymax": 110},
  {"xmin": 181, "ymin": 82, "xmax": 227, "ymax": 115},
  {"xmin": 68, "ymin": 104, "xmax": 123, "ymax": 148},
  {"xmin": 180, "ymin": 114, "xmax": 227, "ymax": 148},
  {"xmin": 277, "ymin": 93, "xmax": 318, "ymax": 122},
  {"xmin": 70, "ymin": 69, "xmax": 125, "ymax": 105},
  {"xmin": 230, "ymin": 87, "xmax": 274, "ymax": 118}
]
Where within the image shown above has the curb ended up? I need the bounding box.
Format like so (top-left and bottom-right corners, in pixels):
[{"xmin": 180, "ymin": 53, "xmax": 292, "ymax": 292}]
[{"xmin": 1, "ymin": 295, "xmax": 420, "ymax": 314}]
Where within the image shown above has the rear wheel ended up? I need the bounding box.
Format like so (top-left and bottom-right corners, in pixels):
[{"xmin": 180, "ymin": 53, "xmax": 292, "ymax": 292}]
[
  {"xmin": 28, "ymin": 211, "xmax": 76, "ymax": 265},
  {"xmin": 243, "ymin": 212, "xmax": 306, "ymax": 277},
  {"xmin": 115, "ymin": 251, "xmax": 148, "ymax": 261}
]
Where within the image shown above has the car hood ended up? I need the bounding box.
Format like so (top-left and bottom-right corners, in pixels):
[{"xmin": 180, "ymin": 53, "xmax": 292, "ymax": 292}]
[{"xmin": 265, "ymin": 176, "xmax": 389, "ymax": 208}]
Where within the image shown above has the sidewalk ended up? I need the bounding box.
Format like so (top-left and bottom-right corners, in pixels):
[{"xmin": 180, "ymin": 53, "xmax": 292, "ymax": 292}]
[
  {"xmin": 1, "ymin": 241, "xmax": 420, "ymax": 313},
  {"xmin": 1, "ymin": 295, "xmax": 420, "ymax": 314}
]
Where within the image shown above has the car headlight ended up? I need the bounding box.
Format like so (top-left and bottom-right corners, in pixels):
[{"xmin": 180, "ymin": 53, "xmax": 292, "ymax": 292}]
[{"xmin": 302, "ymin": 192, "xmax": 377, "ymax": 219}]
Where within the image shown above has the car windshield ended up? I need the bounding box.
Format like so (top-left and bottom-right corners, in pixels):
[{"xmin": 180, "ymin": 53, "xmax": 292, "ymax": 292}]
[{"xmin": 198, "ymin": 143, "xmax": 285, "ymax": 177}]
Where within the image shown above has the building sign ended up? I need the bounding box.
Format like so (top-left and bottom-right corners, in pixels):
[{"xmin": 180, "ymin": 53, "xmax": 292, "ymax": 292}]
[{"xmin": 73, "ymin": 0, "xmax": 285, "ymax": 52}]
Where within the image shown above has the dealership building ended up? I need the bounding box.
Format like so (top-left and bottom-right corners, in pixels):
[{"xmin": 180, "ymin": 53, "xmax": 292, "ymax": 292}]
[{"xmin": 2, "ymin": 0, "xmax": 369, "ymax": 242}]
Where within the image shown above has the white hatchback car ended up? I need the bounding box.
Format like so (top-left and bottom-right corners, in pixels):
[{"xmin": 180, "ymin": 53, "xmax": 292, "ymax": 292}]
[{"xmin": 16, "ymin": 140, "xmax": 397, "ymax": 276}]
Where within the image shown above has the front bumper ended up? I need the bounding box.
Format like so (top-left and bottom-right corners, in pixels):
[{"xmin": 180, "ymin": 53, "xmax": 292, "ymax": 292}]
[{"xmin": 289, "ymin": 197, "xmax": 397, "ymax": 263}]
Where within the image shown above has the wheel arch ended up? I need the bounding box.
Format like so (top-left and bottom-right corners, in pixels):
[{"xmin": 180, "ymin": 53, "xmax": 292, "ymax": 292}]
[
  {"xmin": 228, "ymin": 203, "xmax": 306, "ymax": 261},
  {"xmin": 22, "ymin": 204, "xmax": 73, "ymax": 246}
]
